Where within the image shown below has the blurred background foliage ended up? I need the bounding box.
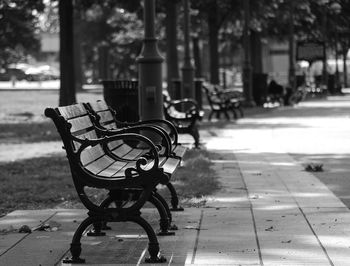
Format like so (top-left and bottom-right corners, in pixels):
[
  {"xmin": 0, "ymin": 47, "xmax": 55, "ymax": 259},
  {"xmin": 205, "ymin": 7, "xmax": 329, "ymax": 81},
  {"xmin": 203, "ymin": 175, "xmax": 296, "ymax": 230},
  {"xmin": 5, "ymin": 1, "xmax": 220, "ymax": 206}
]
[{"xmin": 1, "ymin": 0, "xmax": 350, "ymax": 88}]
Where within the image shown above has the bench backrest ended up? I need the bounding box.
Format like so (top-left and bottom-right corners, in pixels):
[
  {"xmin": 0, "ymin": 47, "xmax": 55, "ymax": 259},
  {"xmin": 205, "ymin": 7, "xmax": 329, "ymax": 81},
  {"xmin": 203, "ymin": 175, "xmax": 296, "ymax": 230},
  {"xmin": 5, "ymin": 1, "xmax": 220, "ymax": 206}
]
[
  {"xmin": 202, "ymin": 83, "xmax": 224, "ymax": 109},
  {"xmin": 86, "ymin": 100, "xmax": 117, "ymax": 130},
  {"xmin": 45, "ymin": 103, "xmax": 117, "ymax": 176},
  {"xmin": 85, "ymin": 100, "xmax": 146, "ymax": 157}
]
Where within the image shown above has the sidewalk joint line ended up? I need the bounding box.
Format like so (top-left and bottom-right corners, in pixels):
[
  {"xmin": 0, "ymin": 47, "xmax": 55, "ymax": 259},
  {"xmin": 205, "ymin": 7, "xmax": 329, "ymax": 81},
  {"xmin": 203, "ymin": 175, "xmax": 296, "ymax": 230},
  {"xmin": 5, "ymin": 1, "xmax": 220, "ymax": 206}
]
[
  {"xmin": 136, "ymin": 247, "xmax": 147, "ymax": 266},
  {"xmin": 279, "ymin": 175, "xmax": 335, "ymax": 266},
  {"xmin": 1, "ymin": 211, "xmax": 58, "ymax": 258},
  {"xmin": 238, "ymin": 164, "xmax": 264, "ymax": 266},
  {"xmin": 190, "ymin": 209, "xmax": 204, "ymax": 264}
]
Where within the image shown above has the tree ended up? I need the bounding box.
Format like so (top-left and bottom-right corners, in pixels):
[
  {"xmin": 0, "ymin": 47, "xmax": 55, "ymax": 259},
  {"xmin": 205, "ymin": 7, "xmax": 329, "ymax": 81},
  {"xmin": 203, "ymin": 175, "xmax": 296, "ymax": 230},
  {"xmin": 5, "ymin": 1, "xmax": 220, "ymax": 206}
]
[
  {"xmin": 191, "ymin": 0, "xmax": 241, "ymax": 84},
  {"xmin": 75, "ymin": 1, "xmax": 143, "ymax": 81},
  {"xmin": 0, "ymin": 1, "xmax": 45, "ymax": 67}
]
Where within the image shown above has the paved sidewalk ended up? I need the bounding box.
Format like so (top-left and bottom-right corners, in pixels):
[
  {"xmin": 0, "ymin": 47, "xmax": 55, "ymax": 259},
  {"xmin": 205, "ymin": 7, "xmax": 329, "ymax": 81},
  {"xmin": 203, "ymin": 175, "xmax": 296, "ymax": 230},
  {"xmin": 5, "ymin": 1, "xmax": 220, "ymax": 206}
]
[{"xmin": 2, "ymin": 96, "xmax": 350, "ymax": 265}]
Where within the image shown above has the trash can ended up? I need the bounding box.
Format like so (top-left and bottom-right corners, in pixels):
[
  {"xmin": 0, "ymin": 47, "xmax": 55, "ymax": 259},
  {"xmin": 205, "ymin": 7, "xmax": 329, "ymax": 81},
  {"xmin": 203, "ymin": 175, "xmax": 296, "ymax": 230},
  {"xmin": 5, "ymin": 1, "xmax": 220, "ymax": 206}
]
[{"xmin": 102, "ymin": 80, "xmax": 139, "ymax": 122}]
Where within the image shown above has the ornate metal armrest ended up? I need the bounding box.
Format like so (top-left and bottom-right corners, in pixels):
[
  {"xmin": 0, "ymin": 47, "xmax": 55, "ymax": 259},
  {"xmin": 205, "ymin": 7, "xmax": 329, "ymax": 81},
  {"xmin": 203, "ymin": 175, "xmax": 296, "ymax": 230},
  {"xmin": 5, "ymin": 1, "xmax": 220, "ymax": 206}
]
[
  {"xmin": 95, "ymin": 124, "xmax": 172, "ymax": 157},
  {"xmin": 77, "ymin": 132, "xmax": 160, "ymax": 172},
  {"xmin": 112, "ymin": 117, "xmax": 179, "ymax": 147},
  {"xmin": 168, "ymin": 98, "xmax": 200, "ymax": 110}
]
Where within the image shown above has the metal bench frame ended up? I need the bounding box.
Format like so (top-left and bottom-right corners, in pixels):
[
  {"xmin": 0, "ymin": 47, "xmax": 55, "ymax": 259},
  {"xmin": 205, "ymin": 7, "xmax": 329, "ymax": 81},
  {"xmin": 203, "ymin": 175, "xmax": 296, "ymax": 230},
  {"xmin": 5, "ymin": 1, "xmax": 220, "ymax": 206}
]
[
  {"xmin": 163, "ymin": 93, "xmax": 204, "ymax": 148},
  {"xmin": 85, "ymin": 100, "xmax": 186, "ymax": 212},
  {"xmin": 202, "ymin": 82, "xmax": 244, "ymax": 121},
  {"xmin": 45, "ymin": 103, "xmax": 181, "ymax": 264}
]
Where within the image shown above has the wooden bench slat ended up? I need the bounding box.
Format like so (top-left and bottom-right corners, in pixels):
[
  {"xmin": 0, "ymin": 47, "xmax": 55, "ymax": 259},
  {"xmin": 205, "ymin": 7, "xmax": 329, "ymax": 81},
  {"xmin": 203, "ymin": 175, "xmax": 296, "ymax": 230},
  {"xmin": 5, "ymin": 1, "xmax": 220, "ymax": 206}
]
[
  {"xmin": 84, "ymin": 155, "xmax": 116, "ymax": 175},
  {"xmin": 68, "ymin": 115, "xmax": 94, "ymax": 134},
  {"xmin": 98, "ymin": 161, "xmax": 129, "ymax": 177},
  {"xmin": 80, "ymin": 145, "xmax": 106, "ymax": 166},
  {"xmin": 58, "ymin": 103, "xmax": 87, "ymax": 119},
  {"xmin": 121, "ymin": 147, "xmax": 146, "ymax": 160},
  {"xmin": 143, "ymin": 157, "xmax": 180, "ymax": 175},
  {"xmin": 112, "ymin": 161, "xmax": 137, "ymax": 177},
  {"xmin": 88, "ymin": 101, "xmax": 109, "ymax": 112},
  {"xmin": 109, "ymin": 143, "xmax": 133, "ymax": 157},
  {"xmin": 72, "ymin": 131, "xmax": 98, "ymax": 151},
  {"xmin": 173, "ymin": 145, "xmax": 187, "ymax": 158},
  {"xmin": 98, "ymin": 110, "xmax": 115, "ymax": 124},
  {"xmin": 107, "ymin": 139, "xmax": 124, "ymax": 150},
  {"xmin": 161, "ymin": 157, "xmax": 181, "ymax": 175}
]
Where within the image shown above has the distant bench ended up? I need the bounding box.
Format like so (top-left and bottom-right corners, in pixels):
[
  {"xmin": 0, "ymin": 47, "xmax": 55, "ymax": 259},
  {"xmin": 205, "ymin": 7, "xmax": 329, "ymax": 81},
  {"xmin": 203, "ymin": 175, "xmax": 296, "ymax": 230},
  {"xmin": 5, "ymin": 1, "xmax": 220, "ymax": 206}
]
[
  {"xmin": 202, "ymin": 82, "xmax": 244, "ymax": 121},
  {"xmin": 163, "ymin": 91, "xmax": 204, "ymax": 148},
  {"xmin": 45, "ymin": 102, "xmax": 185, "ymax": 264}
]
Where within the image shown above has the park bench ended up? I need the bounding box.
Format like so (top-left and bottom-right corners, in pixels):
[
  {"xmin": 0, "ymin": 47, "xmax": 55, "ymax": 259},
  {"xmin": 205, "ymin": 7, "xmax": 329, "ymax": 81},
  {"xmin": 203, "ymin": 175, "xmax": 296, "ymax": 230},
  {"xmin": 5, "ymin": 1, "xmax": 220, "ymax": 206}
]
[
  {"xmin": 45, "ymin": 103, "xmax": 182, "ymax": 264},
  {"xmin": 202, "ymin": 82, "xmax": 244, "ymax": 121},
  {"xmin": 85, "ymin": 100, "xmax": 186, "ymax": 211},
  {"xmin": 163, "ymin": 91, "xmax": 204, "ymax": 148}
]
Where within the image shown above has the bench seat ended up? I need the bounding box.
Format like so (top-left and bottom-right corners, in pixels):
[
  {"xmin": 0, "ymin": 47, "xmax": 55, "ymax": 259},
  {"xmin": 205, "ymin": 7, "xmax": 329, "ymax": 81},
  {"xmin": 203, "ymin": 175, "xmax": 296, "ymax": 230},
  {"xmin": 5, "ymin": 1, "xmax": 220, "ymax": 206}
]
[
  {"xmin": 86, "ymin": 100, "xmax": 187, "ymax": 159},
  {"xmin": 85, "ymin": 100, "xmax": 185, "ymax": 211}
]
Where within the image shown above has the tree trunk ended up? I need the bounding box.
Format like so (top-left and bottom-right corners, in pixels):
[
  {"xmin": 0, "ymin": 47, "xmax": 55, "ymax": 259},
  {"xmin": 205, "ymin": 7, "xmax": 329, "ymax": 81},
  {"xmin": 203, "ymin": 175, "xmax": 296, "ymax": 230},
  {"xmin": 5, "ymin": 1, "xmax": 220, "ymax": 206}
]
[
  {"xmin": 343, "ymin": 45, "xmax": 348, "ymax": 88},
  {"xmin": 98, "ymin": 45, "xmax": 109, "ymax": 80},
  {"xmin": 165, "ymin": 0, "xmax": 180, "ymax": 98},
  {"xmin": 59, "ymin": 0, "xmax": 76, "ymax": 106},
  {"xmin": 74, "ymin": 9, "xmax": 83, "ymax": 92},
  {"xmin": 207, "ymin": 1, "xmax": 219, "ymax": 84},
  {"xmin": 250, "ymin": 30, "xmax": 262, "ymax": 73},
  {"xmin": 193, "ymin": 36, "xmax": 202, "ymax": 78}
]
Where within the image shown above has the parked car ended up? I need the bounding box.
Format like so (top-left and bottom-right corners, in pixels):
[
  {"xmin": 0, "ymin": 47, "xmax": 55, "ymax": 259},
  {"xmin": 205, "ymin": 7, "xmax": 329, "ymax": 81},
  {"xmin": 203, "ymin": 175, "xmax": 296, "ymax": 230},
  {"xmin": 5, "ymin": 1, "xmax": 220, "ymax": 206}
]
[
  {"xmin": 0, "ymin": 64, "xmax": 60, "ymax": 81},
  {"xmin": 0, "ymin": 68, "xmax": 27, "ymax": 81}
]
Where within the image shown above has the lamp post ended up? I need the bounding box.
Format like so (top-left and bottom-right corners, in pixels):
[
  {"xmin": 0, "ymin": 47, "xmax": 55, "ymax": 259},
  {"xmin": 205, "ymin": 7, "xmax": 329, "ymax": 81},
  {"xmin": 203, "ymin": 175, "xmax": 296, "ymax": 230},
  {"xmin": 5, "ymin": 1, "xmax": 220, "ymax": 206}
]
[
  {"xmin": 242, "ymin": 0, "xmax": 255, "ymax": 106},
  {"xmin": 137, "ymin": 0, "xmax": 164, "ymax": 120},
  {"xmin": 181, "ymin": 0, "xmax": 195, "ymax": 99}
]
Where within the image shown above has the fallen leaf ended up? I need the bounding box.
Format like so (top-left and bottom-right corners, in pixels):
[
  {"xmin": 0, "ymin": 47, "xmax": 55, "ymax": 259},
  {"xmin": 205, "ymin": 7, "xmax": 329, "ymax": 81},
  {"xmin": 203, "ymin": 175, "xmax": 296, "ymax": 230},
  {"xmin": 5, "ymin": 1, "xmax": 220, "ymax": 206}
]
[{"xmin": 281, "ymin": 240, "xmax": 292, "ymax": 243}]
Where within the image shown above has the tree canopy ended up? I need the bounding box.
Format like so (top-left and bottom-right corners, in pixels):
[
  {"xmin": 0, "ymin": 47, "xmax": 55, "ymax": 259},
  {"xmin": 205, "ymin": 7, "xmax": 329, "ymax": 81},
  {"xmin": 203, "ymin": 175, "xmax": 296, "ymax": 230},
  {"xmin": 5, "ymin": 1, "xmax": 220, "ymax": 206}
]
[{"xmin": 0, "ymin": 1, "xmax": 45, "ymax": 67}]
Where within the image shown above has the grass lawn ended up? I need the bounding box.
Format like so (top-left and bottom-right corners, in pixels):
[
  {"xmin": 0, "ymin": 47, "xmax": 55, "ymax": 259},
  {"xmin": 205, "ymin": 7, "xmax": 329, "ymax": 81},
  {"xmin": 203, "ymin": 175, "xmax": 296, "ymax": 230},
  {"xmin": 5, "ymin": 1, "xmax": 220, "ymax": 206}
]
[
  {"xmin": 0, "ymin": 90, "xmax": 220, "ymax": 216},
  {"xmin": 0, "ymin": 90, "xmax": 103, "ymax": 144},
  {"xmin": 0, "ymin": 155, "xmax": 77, "ymax": 216},
  {"xmin": 0, "ymin": 150, "xmax": 220, "ymax": 217}
]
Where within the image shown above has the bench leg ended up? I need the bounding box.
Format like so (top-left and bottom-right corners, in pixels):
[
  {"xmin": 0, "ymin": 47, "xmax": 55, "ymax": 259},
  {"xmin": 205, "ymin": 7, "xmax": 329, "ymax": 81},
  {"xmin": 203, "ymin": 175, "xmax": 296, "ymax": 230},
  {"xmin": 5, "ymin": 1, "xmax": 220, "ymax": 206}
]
[
  {"xmin": 167, "ymin": 183, "xmax": 184, "ymax": 211},
  {"xmin": 63, "ymin": 216, "xmax": 98, "ymax": 264},
  {"xmin": 88, "ymin": 196, "xmax": 114, "ymax": 234},
  {"xmin": 99, "ymin": 196, "xmax": 113, "ymax": 230},
  {"xmin": 153, "ymin": 191, "xmax": 178, "ymax": 230},
  {"xmin": 223, "ymin": 110, "xmax": 230, "ymax": 120},
  {"xmin": 63, "ymin": 214, "xmax": 166, "ymax": 264},
  {"xmin": 231, "ymin": 108, "xmax": 238, "ymax": 119},
  {"xmin": 87, "ymin": 221, "xmax": 106, "ymax": 236},
  {"xmin": 189, "ymin": 125, "xmax": 200, "ymax": 148},
  {"xmin": 130, "ymin": 216, "xmax": 167, "ymax": 263},
  {"xmin": 208, "ymin": 110, "xmax": 214, "ymax": 121},
  {"xmin": 239, "ymin": 107, "xmax": 244, "ymax": 118},
  {"xmin": 149, "ymin": 194, "xmax": 175, "ymax": 236}
]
